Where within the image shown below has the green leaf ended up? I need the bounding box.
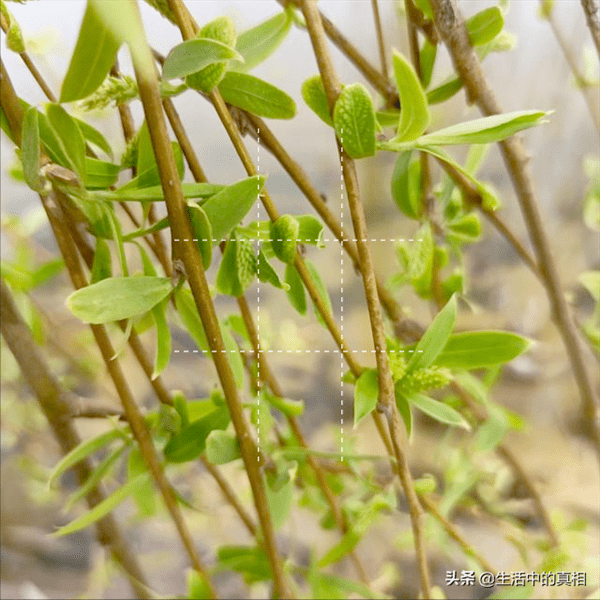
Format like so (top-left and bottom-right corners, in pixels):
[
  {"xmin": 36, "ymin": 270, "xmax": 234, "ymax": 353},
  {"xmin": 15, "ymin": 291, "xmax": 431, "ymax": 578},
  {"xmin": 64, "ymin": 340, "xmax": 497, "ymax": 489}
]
[
  {"xmin": 257, "ymin": 250, "xmax": 287, "ymax": 290},
  {"xmin": 187, "ymin": 203, "xmax": 212, "ymax": 270},
  {"xmin": 174, "ymin": 287, "xmax": 209, "ymax": 352},
  {"xmin": 162, "ymin": 38, "xmax": 242, "ymax": 79},
  {"xmin": 333, "ymin": 83, "xmax": 376, "ymax": 159},
  {"xmin": 305, "ymin": 258, "xmax": 333, "ymax": 327},
  {"xmin": 391, "ymin": 150, "xmax": 421, "ymax": 219},
  {"xmin": 52, "ymin": 472, "xmax": 150, "ymax": 537},
  {"xmin": 409, "ymin": 393, "xmax": 471, "ymax": 430},
  {"xmin": 413, "ymin": 0, "xmax": 433, "ymax": 20},
  {"xmin": 222, "ymin": 322, "xmax": 245, "ymax": 389},
  {"xmin": 266, "ymin": 472, "xmax": 293, "ymax": 530},
  {"xmin": 202, "ymin": 175, "xmax": 265, "ymax": 243},
  {"xmin": 75, "ymin": 118, "xmax": 113, "ymax": 158},
  {"xmin": 392, "ymin": 50, "xmax": 431, "ymax": 142},
  {"xmin": 318, "ymin": 529, "xmax": 361, "ymax": 569},
  {"xmin": 83, "ymin": 158, "xmax": 120, "ymax": 189},
  {"xmin": 48, "ymin": 426, "xmax": 129, "ymax": 489},
  {"xmin": 90, "ymin": 237, "xmax": 112, "ymax": 284},
  {"xmin": 376, "ymin": 109, "xmax": 401, "ymax": 128},
  {"xmin": 164, "ymin": 406, "xmax": 230, "ymax": 463},
  {"xmin": 420, "ymin": 40, "xmax": 437, "ymax": 88},
  {"xmin": 46, "ymin": 104, "xmax": 86, "ymax": 181},
  {"xmin": 218, "ymin": 71, "xmax": 296, "ymax": 119},
  {"xmin": 264, "ymin": 393, "xmax": 304, "ymax": 418},
  {"xmin": 232, "ymin": 8, "xmax": 293, "ymax": 72},
  {"xmin": 579, "ymin": 271, "xmax": 600, "ymax": 302},
  {"xmin": 216, "ymin": 546, "xmax": 271, "ymax": 584},
  {"xmin": 65, "ymin": 444, "xmax": 128, "ymax": 511},
  {"xmin": 60, "ymin": 2, "xmax": 121, "ymax": 102},
  {"xmin": 297, "ymin": 214, "xmax": 325, "ymax": 246},
  {"xmin": 417, "ymin": 111, "xmax": 549, "ymax": 146},
  {"xmin": 205, "ymin": 430, "xmax": 241, "ymax": 464},
  {"xmin": 447, "ymin": 212, "xmax": 481, "ymax": 243},
  {"xmin": 407, "ymin": 294, "xmax": 457, "ymax": 372},
  {"xmin": 21, "ymin": 107, "xmax": 43, "ymax": 192},
  {"xmin": 128, "ymin": 447, "xmax": 156, "ymax": 517},
  {"xmin": 99, "ymin": 182, "xmax": 223, "ymax": 203},
  {"xmin": 301, "ymin": 74, "xmax": 333, "ymax": 126},
  {"xmin": 310, "ymin": 571, "xmax": 381, "ymax": 600},
  {"xmin": 285, "ymin": 263, "xmax": 307, "ymax": 315},
  {"xmin": 466, "ymin": 7, "xmax": 504, "ymax": 46},
  {"xmin": 187, "ymin": 569, "xmax": 213, "ymax": 600},
  {"xmin": 67, "ymin": 276, "xmax": 172, "ymax": 324},
  {"xmin": 216, "ymin": 231, "xmax": 257, "ymax": 297},
  {"xmin": 475, "ymin": 405, "xmax": 509, "ymax": 451},
  {"xmin": 426, "ymin": 76, "xmax": 463, "ymax": 105},
  {"xmin": 434, "ymin": 331, "xmax": 531, "ymax": 369},
  {"xmin": 354, "ymin": 368, "xmax": 379, "ymax": 427},
  {"xmin": 417, "ymin": 145, "xmax": 499, "ymax": 210},
  {"xmin": 271, "ymin": 214, "xmax": 299, "ymax": 263},
  {"xmin": 394, "ymin": 386, "xmax": 413, "ymax": 437},
  {"xmin": 151, "ymin": 299, "xmax": 171, "ymax": 380}
]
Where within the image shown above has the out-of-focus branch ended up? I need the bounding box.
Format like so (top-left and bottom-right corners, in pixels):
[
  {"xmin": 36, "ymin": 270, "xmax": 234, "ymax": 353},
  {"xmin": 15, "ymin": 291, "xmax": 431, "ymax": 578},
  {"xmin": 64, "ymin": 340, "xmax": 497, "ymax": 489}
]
[
  {"xmin": 0, "ymin": 279, "xmax": 150, "ymax": 599},
  {"xmin": 580, "ymin": 0, "xmax": 600, "ymax": 57}
]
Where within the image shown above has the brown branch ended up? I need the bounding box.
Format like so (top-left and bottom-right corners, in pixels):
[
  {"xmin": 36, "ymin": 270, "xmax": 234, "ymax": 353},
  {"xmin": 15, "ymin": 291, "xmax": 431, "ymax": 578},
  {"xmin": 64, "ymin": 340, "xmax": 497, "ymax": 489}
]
[
  {"xmin": 140, "ymin": 3, "xmax": 291, "ymax": 595},
  {"xmin": 0, "ymin": 280, "xmax": 150, "ymax": 599},
  {"xmin": 300, "ymin": 2, "xmax": 431, "ymax": 596},
  {"xmin": 370, "ymin": 0, "xmax": 389, "ymax": 78},
  {"xmin": 580, "ymin": 0, "xmax": 600, "ymax": 57},
  {"xmin": 0, "ymin": 59, "xmax": 217, "ymax": 597},
  {"xmin": 429, "ymin": 0, "xmax": 600, "ymax": 455},
  {"xmin": 280, "ymin": 0, "xmax": 398, "ymax": 106},
  {"xmin": 541, "ymin": 4, "xmax": 600, "ymax": 132}
]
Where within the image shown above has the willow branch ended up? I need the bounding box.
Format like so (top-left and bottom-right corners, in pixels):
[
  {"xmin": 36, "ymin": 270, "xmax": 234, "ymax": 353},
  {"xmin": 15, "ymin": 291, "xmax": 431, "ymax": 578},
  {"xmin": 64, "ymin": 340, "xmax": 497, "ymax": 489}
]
[
  {"xmin": 371, "ymin": 0, "xmax": 389, "ymax": 78},
  {"xmin": 300, "ymin": 2, "xmax": 431, "ymax": 596},
  {"xmin": 580, "ymin": 0, "xmax": 600, "ymax": 57},
  {"xmin": 0, "ymin": 279, "xmax": 150, "ymax": 599},
  {"xmin": 0, "ymin": 59, "xmax": 217, "ymax": 596},
  {"xmin": 140, "ymin": 3, "xmax": 290, "ymax": 595},
  {"xmin": 429, "ymin": 0, "xmax": 600, "ymax": 455},
  {"xmin": 542, "ymin": 5, "xmax": 600, "ymax": 132}
]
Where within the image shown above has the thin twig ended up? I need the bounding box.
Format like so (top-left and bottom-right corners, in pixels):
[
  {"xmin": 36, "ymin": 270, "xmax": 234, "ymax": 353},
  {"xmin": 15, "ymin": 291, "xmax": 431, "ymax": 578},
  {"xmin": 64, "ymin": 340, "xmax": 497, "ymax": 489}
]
[
  {"xmin": 429, "ymin": 0, "xmax": 600, "ymax": 455},
  {"xmin": 542, "ymin": 4, "xmax": 600, "ymax": 132},
  {"xmin": 143, "ymin": 3, "xmax": 291, "ymax": 595},
  {"xmin": 580, "ymin": 0, "xmax": 600, "ymax": 57},
  {"xmin": 370, "ymin": 0, "xmax": 389, "ymax": 78},
  {"xmin": 0, "ymin": 279, "xmax": 150, "ymax": 600},
  {"xmin": 300, "ymin": 2, "xmax": 431, "ymax": 596},
  {"xmin": 0, "ymin": 59, "xmax": 217, "ymax": 597}
]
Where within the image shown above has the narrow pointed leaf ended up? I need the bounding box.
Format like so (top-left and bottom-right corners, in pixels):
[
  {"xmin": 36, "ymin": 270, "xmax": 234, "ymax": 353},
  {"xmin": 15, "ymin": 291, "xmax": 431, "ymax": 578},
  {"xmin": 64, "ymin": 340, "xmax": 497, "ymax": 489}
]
[
  {"xmin": 393, "ymin": 50, "xmax": 431, "ymax": 142},
  {"xmin": 48, "ymin": 427, "xmax": 129, "ymax": 489},
  {"xmin": 466, "ymin": 7, "xmax": 504, "ymax": 46},
  {"xmin": 285, "ymin": 263, "xmax": 307, "ymax": 315},
  {"xmin": 163, "ymin": 38, "xmax": 242, "ymax": 79},
  {"xmin": 187, "ymin": 203, "xmax": 213, "ymax": 270},
  {"xmin": 302, "ymin": 74, "xmax": 333, "ymax": 126},
  {"xmin": 83, "ymin": 158, "xmax": 120, "ymax": 189},
  {"xmin": 99, "ymin": 182, "xmax": 223, "ymax": 203},
  {"xmin": 409, "ymin": 393, "xmax": 471, "ymax": 430},
  {"xmin": 407, "ymin": 294, "xmax": 457, "ymax": 372},
  {"xmin": 174, "ymin": 288, "xmax": 209, "ymax": 352},
  {"xmin": 60, "ymin": 3, "xmax": 121, "ymax": 102},
  {"xmin": 21, "ymin": 107, "xmax": 42, "ymax": 192},
  {"xmin": 201, "ymin": 175, "xmax": 265, "ymax": 243},
  {"xmin": 218, "ymin": 71, "xmax": 296, "ymax": 119},
  {"xmin": 67, "ymin": 276, "xmax": 172, "ymax": 324},
  {"xmin": 354, "ymin": 368, "xmax": 379, "ymax": 427},
  {"xmin": 232, "ymin": 9, "xmax": 293, "ymax": 72},
  {"xmin": 434, "ymin": 331, "xmax": 531, "ymax": 369},
  {"xmin": 152, "ymin": 299, "xmax": 171, "ymax": 379},
  {"xmin": 417, "ymin": 111, "xmax": 549, "ymax": 146},
  {"xmin": 52, "ymin": 472, "xmax": 150, "ymax": 537},
  {"xmin": 305, "ymin": 258, "xmax": 333, "ymax": 327},
  {"xmin": 46, "ymin": 104, "xmax": 86, "ymax": 180},
  {"xmin": 205, "ymin": 430, "xmax": 241, "ymax": 464}
]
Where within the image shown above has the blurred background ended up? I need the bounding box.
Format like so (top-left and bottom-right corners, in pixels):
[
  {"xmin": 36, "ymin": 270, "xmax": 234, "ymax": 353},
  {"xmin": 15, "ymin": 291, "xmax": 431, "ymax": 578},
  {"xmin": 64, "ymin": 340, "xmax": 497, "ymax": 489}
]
[{"xmin": 1, "ymin": 1, "xmax": 599, "ymax": 598}]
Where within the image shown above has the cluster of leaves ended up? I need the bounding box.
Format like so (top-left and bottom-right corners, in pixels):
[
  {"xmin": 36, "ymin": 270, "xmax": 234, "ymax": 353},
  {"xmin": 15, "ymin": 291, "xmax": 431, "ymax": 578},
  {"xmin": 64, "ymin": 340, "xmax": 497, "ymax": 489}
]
[{"xmin": 2, "ymin": 0, "xmax": 592, "ymax": 598}]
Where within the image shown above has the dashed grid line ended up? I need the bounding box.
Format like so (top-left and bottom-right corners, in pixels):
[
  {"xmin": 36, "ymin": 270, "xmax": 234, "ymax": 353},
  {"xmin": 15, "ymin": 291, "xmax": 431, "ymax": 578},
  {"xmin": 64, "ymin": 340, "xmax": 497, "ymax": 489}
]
[
  {"xmin": 171, "ymin": 131, "xmax": 424, "ymax": 464},
  {"xmin": 340, "ymin": 130, "xmax": 344, "ymax": 461}
]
